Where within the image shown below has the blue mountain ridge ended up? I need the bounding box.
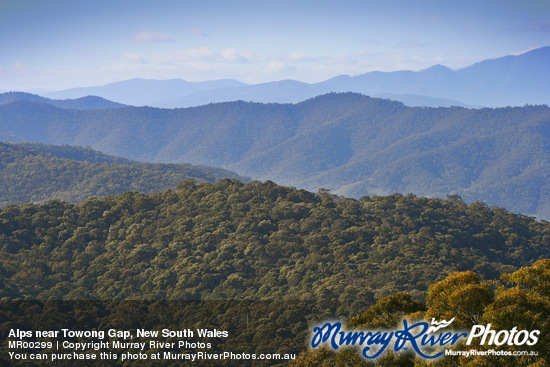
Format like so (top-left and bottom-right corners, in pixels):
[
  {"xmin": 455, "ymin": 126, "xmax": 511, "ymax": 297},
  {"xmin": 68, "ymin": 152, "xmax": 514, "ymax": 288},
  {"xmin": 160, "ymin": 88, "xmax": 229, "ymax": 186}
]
[
  {"xmin": 39, "ymin": 46, "xmax": 550, "ymax": 108},
  {"xmin": 0, "ymin": 93, "xmax": 548, "ymax": 220}
]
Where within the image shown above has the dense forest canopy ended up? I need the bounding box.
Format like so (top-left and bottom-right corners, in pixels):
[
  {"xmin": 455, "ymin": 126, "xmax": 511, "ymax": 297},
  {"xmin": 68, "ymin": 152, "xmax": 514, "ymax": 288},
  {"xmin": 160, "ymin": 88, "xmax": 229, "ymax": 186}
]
[{"xmin": 1, "ymin": 179, "xmax": 547, "ymax": 307}]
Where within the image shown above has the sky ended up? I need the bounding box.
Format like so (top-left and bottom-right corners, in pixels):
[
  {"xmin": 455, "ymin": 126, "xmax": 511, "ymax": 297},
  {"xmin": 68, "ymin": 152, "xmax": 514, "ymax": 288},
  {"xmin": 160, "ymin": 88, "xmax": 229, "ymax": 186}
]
[{"xmin": 0, "ymin": 0, "xmax": 549, "ymax": 91}]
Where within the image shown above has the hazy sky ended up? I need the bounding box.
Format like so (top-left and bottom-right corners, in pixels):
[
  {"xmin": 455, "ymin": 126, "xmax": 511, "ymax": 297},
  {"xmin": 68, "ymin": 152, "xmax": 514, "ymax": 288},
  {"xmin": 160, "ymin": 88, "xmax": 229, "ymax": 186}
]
[{"xmin": 1, "ymin": 0, "xmax": 549, "ymax": 91}]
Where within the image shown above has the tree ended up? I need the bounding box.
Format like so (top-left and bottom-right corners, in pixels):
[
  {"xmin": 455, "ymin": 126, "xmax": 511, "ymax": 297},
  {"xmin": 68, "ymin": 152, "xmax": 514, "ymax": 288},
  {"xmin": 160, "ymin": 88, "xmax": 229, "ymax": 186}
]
[
  {"xmin": 425, "ymin": 271, "xmax": 493, "ymax": 329},
  {"xmin": 478, "ymin": 259, "xmax": 550, "ymax": 365}
]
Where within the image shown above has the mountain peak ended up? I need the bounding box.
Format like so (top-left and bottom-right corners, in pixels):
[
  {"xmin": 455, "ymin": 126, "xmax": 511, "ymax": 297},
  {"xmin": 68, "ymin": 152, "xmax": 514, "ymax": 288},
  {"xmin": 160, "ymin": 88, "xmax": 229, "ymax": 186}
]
[
  {"xmin": 421, "ymin": 64, "xmax": 453, "ymax": 73},
  {"xmin": 0, "ymin": 91, "xmax": 49, "ymax": 105}
]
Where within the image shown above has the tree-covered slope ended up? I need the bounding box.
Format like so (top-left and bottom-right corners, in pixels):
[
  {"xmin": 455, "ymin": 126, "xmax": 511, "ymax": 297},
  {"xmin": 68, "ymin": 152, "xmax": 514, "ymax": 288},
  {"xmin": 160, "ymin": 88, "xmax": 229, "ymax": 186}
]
[
  {"xmin": 1, "ymin": 179, "xmax": 547, "ymax": 303},
  {"xmin": 0, "ymin": 142, "xmax": 246, "ymax": 206},
  {"xmin": 0, "ymin": 91, "xmax": 127, "ymax": 109},
  {"xmin": 0, "ymin": 93, "xmax": 548, "ymax": 219}
]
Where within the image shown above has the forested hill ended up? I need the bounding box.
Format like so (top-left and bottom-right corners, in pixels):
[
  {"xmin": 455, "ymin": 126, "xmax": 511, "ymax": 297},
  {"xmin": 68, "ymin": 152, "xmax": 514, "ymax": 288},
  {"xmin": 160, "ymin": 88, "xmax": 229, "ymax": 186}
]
[
  {"xmin": 0, "ymin": 93, "xmax": 549, "ymax": 219},
  {"xmin": 0, "ymin": 91, "xmax": 127, "ymax": 109},
  {"xmin": 1, "ymin": 179, "xmax": 548, "ymax": 303},
  {"xmin": 0, "ymin": 142, "xmax": 246, "ymax": 206}
]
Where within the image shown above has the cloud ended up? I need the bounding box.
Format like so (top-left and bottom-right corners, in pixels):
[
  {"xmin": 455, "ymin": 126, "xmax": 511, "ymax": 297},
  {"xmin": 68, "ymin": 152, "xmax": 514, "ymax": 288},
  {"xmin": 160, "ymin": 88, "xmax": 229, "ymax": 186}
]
[
  {"xmin": 515, "ymin": 17, "xmax": 550, "ymax": 33},
  {"xmin": 13, "ymin": 61, "xmax": 27, "ymax": 71},
  {"xmin": 220, "ymin": 48, "xmax": 257, "ymax": 62},
  {"xmin": 264, "ymin": 61, "xmax": 296, "ymax": 76},
  {"xmin": 121, "ymin": 53, "xmax": 145, "ymax": 62},
  {"xmin": 286, "ymin": 52, "xmax": 316, "ymax": 62},
  {"xmin": 150, "ymin": 47, "xmax": 257, "ymax": 65},
  {"xmin": 132, "ymin": 30, "xmax": 173, "ymax": 42},
  {"xmin": 102, "ymin": 46, "xmax": 298, "ymax": 83},
  {"xmin": 190, "ymin": 27, "xmax": 209, "ymax": 36},
  {"xmin": 397, "ymin": 40, "xmax": 429, "ymax": 48},
  {"xmin": 151, "ymin": 47, "xmax": 216, "ymax": 64},
  {"xmin": 96, "ymin": 46, "xmax": 262, "ymax": 81},
  {"xmin": 266, "ymin": 61, "xmax": 286, "ymax": 73},
  {"xmin": 363, "ymin": 39, "xmax": 383, "ymax": 45}
]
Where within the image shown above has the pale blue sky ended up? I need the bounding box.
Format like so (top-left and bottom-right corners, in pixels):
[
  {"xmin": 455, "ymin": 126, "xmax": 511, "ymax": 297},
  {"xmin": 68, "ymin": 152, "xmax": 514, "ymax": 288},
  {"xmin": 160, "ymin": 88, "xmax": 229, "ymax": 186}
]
[{"xmin": 1, "ymin": 0, "xmax": 549, "ymax": 90}]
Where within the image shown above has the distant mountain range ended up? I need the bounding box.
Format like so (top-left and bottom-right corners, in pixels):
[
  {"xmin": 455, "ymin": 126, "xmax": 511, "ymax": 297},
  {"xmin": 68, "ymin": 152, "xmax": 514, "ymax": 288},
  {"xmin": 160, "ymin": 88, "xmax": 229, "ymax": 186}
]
[
  {"xmin": 0, "ymin": 93, "xmax": 548, "ymax": 219},
  {"xmin": 44, "ymin": 78, "xmax": 247, "ymax": 107},
  {"xmin": 0, "ymin": 91, "xmax": 127, "ymax": 109},
  {"xmin": 40, "ymin": 47, "xmax": 550, "ymax": 108}
]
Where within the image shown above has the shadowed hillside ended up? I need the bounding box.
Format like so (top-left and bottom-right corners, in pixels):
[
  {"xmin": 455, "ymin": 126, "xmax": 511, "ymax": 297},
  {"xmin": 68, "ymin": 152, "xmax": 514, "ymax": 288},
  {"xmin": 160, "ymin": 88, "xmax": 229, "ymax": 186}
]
[
  {"xmin": 0, "ymin": 93, "xmax": 548, "ymax": 219},
  {"xmin": 0, "ymin": 142, "xmax": 246, "ymax": 206}
]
